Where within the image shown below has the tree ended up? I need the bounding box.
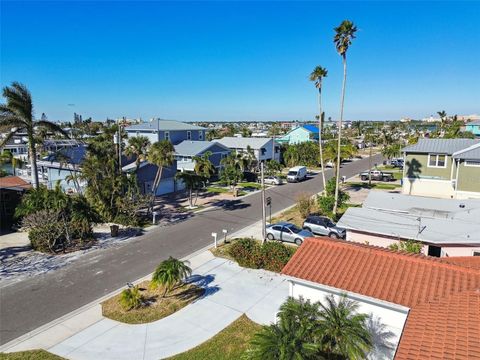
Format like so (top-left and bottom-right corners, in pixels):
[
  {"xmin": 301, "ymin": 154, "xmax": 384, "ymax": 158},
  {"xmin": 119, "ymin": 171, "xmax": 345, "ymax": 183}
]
[
  {"xmin": 265, "ymin": 159, "xmax": 282, "ymax": 177},
  {"xmin": 148, "ymin": 140, "xmax": 175, "ymax": 200},
  {"xmin": 151, "ymin": 257, "xmax": 192, "ymax": 297},
  {"xmin": 388, "ymin": 239, "xmax": 423, "ymax": 254},
  {"xmin": 0, "ymin": 82, "xmax": 68, "ymax": 188},
  {"xmin": 176, "ymin": 171, "xmax": 204, "ymax": 208},
  {"xmin": 193, "ymin": 151, "xmax": 215, "ymax": 179},
  {"xmin": 333, "ymin": 20, "xmax": 357, "ymax": 215},
  {"xmin": 246, "ymin": 297, "xmax": 321, "ymax": 360},
  {"xmin": 317, "ymin": 295, "xmax": 372, "ymax": 359},
  {"xmin": 125, "ymin": 135, "xmax": 151, "ymax": 172},
  {"xmin": 310, "ymin": 65, "xmax": 328, "ymax": 193}
]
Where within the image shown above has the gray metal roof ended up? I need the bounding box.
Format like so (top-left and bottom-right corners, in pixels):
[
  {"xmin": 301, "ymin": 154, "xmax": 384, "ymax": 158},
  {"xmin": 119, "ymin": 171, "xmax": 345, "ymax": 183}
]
[
  {"xmin": 125, "ymin": 119, "xmax": 205, "ymax": 132},
  {"xmin": 453, "ymin": 143, "xmax": 480, "ymax": 160},
  {"xmin": 215, "ymin": 136, "xmax": 273, "ymax": 149},
  {"xmin": 337, "ymin": 207, "xmax": 480, "ymax": 245},
  {"xmin": 402, "ymin": 138, "xmax": 479, "ymax": 155},
  {"xmin": 174, "ymin": 140, "xmax": 229, "ymax": 156},
  {"xmin": 337, "ymin": 191, "xmax": 480, "ymax": 245}
]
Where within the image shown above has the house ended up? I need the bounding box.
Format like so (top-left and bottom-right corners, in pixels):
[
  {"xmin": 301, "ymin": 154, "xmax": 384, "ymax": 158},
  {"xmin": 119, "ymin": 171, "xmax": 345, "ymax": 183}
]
[
  {"xmin": 277, "ymin": 125, "xmax": 319, "ymax": 145},
  {"xmin": 36, "ymin": 145, "xmax": 87, "ymax": 193},
  {"xmin": 215, "ymin": 137, "xmax": 280, "ymax": 162},
  {"xmin": 466, "ymin": 120, "xmax": 480, "ymax": 136},
  {"xmin": 0, "ymin": 176, "xmax": 32, "ymax": 231},
  {"xmin": 402, "ymin": 138, "xmax": 480, "ymax": 199},
  {"xmin": 174, "ymin": 140, "xmax": 231, "ymax": 172},
  {"xmin": 125, "ymin": 119, "xmax": 207, "ymax": 145},
  {"xmin": 337, "ymin": 191, "xmax": 480, "ymax": 257},
  {"xmin": 122, "ymin": 161, "xmax": 182, "ymax": 196},
  {"xmin": 282, "ymin": 237, "xmax": 480, "ymax": 360}
]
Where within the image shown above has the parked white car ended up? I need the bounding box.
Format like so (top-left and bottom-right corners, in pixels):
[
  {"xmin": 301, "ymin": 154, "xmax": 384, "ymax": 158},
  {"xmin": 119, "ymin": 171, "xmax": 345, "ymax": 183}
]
[{"xmin": 261, "ymin": 176, "xmax": 283, "ymax": 185}]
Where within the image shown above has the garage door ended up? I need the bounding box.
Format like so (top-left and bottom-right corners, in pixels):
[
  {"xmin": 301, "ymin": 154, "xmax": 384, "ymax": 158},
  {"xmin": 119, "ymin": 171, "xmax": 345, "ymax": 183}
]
[{"xmin": 155, "ymin": 178, "xmax": 175, "ymax": 196}]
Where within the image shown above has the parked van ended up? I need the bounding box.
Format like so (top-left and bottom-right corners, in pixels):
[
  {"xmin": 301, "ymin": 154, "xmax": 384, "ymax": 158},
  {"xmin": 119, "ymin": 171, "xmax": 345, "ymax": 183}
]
[{"xmin": 287, "ymin": 166, "xmax": 307, "ymax": 183}]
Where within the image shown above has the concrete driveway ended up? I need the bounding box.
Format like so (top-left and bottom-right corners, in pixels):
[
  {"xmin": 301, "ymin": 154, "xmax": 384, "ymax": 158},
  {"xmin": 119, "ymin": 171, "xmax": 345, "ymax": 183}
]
[{"xmin": 49, "ymin": 257, "xmax": 289, "ymax": 360}]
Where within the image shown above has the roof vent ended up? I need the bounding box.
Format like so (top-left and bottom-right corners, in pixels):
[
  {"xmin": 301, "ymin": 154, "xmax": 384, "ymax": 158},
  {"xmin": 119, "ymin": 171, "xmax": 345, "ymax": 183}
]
[{"xmin": 459, "ymin": 204, "xmax": 465, "ymax": 208}]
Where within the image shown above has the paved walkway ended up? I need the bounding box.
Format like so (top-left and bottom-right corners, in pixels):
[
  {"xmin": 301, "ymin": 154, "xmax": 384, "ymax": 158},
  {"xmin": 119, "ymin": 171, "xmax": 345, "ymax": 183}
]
[{"xmin": 49, "ymin": 256, "xmax": 288, "ymax": 360}]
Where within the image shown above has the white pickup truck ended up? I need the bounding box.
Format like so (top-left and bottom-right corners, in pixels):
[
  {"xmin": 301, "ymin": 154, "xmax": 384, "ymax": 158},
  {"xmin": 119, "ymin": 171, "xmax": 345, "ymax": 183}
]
[{"xmin": 359, "ymin": 170, "xmax": 394, "ymax": 182}]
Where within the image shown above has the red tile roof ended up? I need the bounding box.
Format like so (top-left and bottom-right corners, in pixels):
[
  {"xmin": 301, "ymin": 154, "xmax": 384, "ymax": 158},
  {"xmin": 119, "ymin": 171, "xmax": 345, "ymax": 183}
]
[
  {"xmin": 440, "ymin": 256, "xmax": 480, "ymax": 270},
  {"xmin": 0, "ymin": 176, "xmax": 31, "ymax": 189},
  {"xmin": 281, "ymin": 237, "xmax": 480, "ymax": 360}
]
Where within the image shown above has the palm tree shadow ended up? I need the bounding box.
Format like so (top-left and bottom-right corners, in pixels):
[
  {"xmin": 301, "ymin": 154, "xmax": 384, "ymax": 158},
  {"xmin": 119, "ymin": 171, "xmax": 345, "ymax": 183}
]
[
  {"xmin": 366, "ymin": 315, "xmax": 397, "ymax": 360},
  {"xmin": 405, "ymin": 159, "xmax": 422, "ymax": 195},
  {"xmin": 184, "ymin": 274, "xmax": 220, "ymax": 298}
]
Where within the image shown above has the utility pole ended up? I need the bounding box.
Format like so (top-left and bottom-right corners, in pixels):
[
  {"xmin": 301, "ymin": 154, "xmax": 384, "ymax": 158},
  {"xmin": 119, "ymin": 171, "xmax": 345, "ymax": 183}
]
[{"xmin": 261, "ymin": 162, "xmax": 266, "ymax": 243}]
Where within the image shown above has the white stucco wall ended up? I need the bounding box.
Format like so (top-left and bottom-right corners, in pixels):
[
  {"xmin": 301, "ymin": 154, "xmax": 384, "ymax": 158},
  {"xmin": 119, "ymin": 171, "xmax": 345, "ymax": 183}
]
[
  {"xmin": 402, "ymin": 178, "xmax": 455, "ymax": 198},
  {"xmin": 289, "ymin": 280, "xmax": 409, "ymax": 360}
]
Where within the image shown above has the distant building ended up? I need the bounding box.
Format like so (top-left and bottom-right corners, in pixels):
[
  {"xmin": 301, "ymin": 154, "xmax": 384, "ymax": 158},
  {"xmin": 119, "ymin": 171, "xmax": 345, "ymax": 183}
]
[
  {"xmin": 422, "ymin": 115, "xmax": 441, "ymax": 123},
  {"xmin": 277, "ymin": 125, "xmax": 319, "ymax": 145},
  {"xmin": 465, "ymin": 120, "xmax": 480, "ymax": 136},
  {"xmin": 125, "ymin": 119, "xmax": 207, "ymax": 145},
  {"xmin": 402, "ymin": 138, "xmax": 480, "ymax": 199},
  {"xmin": 215, "ymin": 137, "xmax": 280, "ymax": 162},
  {"xmin": 457, "ymin": 114, "xmax": 480, "ymax": 123}
]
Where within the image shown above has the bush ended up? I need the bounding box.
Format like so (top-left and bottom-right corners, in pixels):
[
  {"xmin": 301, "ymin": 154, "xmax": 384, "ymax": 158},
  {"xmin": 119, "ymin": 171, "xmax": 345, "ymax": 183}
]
[
  {"xmin": 22, "ymin": 210, "xmax": 66, "ymax": 252},
  {"xmin": 261, "ymin": 241, "xmax": 297, "ymax": 272},
  {"xmin": 388, "ymin": 240, "xmax": 423, "ymax": 254},
  {"xmin": 119, "ymin": 286, "xmax": 144, "ymax": 310},
  {"xmin": 228, "ymin": 238, "xmax": 296, "ymax": 272},
  {"xmin": 296, "ymin": 193, "xmax": 315, "ymax": 219}
]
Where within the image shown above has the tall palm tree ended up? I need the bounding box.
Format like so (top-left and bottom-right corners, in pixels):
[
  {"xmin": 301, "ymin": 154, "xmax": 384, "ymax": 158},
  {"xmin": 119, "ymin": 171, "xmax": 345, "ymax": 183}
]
[
  {"xmin": 332, "ymin": 20, "xmax": 357, "ymax": 215},
  {"xmin": 0, "ymin": 82, "xmax": 68, "ymax": 188},
  {"xmin": 310, "ymin": 66, "xmax": 328, "ymax": 192},
  {"xmin": 125, "ymin": 135, "xmax": 151, "ymax": 172},
  {"xmin": 151, "ymin": 256, "xmax": 192, "ymax": 297},
  {"xmin": 148, "ymin": 140, "xmax": 175, "ymax": 199},
  {"xmin": 192, "ymin": 151, "xmax": 215, "ymax": 179},
  {"xmin": 317, "ymin": 295, "xmax": 372, "ymax": 359}
]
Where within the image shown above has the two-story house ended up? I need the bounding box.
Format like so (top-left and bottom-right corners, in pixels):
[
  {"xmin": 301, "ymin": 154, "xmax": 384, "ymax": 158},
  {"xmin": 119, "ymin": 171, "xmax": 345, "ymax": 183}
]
[
  {"xmin": 402, "ymin": 138, "xmax": 480, "ymax": 199},
  {"xmin": 466, "ymin": 120, "xmax": 480, "ymax": 137},
  {"xmin": 124, "ymin": 119, "xmax": 206, "ymax": 145},
  {"xmin": 174, "ymin": 141, "xmax": 231, "ymax": 173},
  {"xmin": 215, "ymin": 137, "xmax": 281, "ymax": 163}
]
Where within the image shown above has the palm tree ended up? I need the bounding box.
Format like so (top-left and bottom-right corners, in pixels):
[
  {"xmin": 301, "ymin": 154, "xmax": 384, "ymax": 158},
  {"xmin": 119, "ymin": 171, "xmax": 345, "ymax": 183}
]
[
  {"xmin": 192, "ymin": 151, "xmax": 215, "ymax": 179},
  {"xmin": 332, "ymin": 20, "xmax": 357, "ymax": 215},
  {"xmin": 176, "ymin": 171, "xmax": 204, "ymax": 208},
  {"xmin": 148, "ymin": 140, "xmax": 175, "ymax": 199},
  {"xmin": 317, "ymin": 295, "xmax": 372, "ymax": 359},
  {"xmin": 310, "ymin": 66, "xmax": 328, "ymax": 192},
  {"xmin": 247, "ymin": 297, "xmax": 321, "ymax": 360},
  {"xmin": 125, "ymin": 135, "xmax": 151, "ymax": 172},
  {"xmin": 151, "ymin": 256, "xmax": 192, "ymax": 297},
  {"xmin": 0, "ymin": 82, "xmax": 68, "ymax": 188}
]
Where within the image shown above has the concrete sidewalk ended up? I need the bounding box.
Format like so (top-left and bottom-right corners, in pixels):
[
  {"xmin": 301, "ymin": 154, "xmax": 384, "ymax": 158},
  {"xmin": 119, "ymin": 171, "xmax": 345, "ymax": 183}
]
[{"xmin": 49, "ymin": 257, "xmax": 287, "ymax": 360}]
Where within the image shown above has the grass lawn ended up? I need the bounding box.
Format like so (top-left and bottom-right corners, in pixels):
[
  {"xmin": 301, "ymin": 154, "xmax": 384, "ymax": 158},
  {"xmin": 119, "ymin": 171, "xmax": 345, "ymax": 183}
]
[
  {"xmin": 102, "ymin": 280, "xmax": 204, "ymax": 324},
  {"xmin": 346, "ymin": 181, "xmax": 401, "ymax": 190},
  {"xmin": 206, "ymin": 186, "xmax": 229, "ymax": 194},
  {"xmin": 0, "ymin": 350, "xmax": 65, "ymax": 360},
  {"xmin": 167, "ymin": 315, "xmax": 261, "ymax": 360},
  {"xmin": 238, "ymin": 182, "xmax": 262, "ymax": 190}
]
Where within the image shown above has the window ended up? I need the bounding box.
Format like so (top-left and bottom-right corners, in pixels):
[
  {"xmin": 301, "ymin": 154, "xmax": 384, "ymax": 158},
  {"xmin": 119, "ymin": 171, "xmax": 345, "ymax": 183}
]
[
  {"xmin": 465, "ymin": 160, "xmax": 480, "ymax": 167},
  {"xmin": 261, "ymin": 148, "xmax": 266, "ymax": 156},
  {"xmin": 473, "ymin": 251, "xmax": 480, "ymax": 256},
  {"xmin": 198, "ymin": 131, "xmax": 203, "ymax": 141},
  {"xmin": 164, "ymin": 131, "xmax": 170, "ymax": 141},
  {"xmin": 428, "ymin": 154, "xmax": 447, "ymax": 168},
  {"xmin": 272, "ymin": 225, "xmax": 283, "ymax": 231},
  {"xmin": 187, "ymin": 131, "xmax": 192, "ymax": 140}
]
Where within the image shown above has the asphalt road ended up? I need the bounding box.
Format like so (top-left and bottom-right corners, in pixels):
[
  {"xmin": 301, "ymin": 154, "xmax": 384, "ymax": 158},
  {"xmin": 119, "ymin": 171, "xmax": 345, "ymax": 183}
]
[{"xmin": 0, "ymin": 154, "xmax": 382, "ymax": 345}]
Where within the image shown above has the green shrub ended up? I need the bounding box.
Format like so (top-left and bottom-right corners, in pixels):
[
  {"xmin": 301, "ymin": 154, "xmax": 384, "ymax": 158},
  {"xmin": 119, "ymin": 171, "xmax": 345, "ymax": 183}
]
[
  {"xmin": 22, "ymin": 210, "xmax": 65, "ymax": 252},
  {"xmin": 261, "ymin": 241, "xmax": 296, "ymax": 272},
  {"xmin": 228, "ymin": 238, "xmax": 296, "ymax": 272},
  {"xmin": 119, "ymin": 285, "xmax": 144, "ymax": 310},
  {"xmin": 388, "ymin": 240, "xmax": 423, "ymax": 254}
]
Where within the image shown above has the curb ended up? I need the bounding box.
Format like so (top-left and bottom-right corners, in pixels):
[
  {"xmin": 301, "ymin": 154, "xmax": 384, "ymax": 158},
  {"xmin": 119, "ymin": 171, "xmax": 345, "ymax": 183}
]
[{"xmin": 0, "ymin": 243, "xmax": 214, "ymax": 353}]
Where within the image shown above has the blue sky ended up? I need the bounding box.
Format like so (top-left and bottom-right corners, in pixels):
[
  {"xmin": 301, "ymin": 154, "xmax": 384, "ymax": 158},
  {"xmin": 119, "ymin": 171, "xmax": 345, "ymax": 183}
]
[{"xmin": 1, "ymin": 1, "xmax": 479, "ymax": 122}]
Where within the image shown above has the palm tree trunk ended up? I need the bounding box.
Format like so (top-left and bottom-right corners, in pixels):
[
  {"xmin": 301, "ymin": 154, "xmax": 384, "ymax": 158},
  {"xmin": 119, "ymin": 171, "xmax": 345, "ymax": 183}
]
[
  {"xmin": 150, "ymin": 166, "xmax": 163, "ymax": 212},
  {"xmin": 28, "ymin": 134, "xmax": 39, "ymax": 189},
  {"xmin": 317, "ymin": 83, "xmax": 327, "ymax": 194},
  {"xmin": 333, "ymin": 57, "xmax": 347, "ymax": 215}
]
